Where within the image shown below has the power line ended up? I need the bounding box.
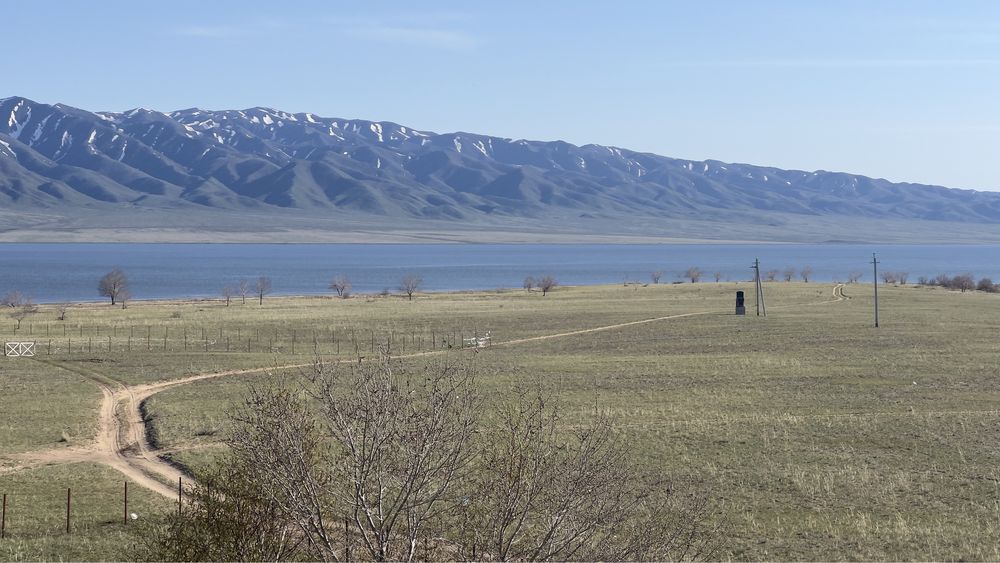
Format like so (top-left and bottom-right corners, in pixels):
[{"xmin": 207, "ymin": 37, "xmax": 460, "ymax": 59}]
[
  {"xmin": 871, "ymin": 252, "xmax": 879, "ymax": 328},
  {"xmin": 751, "ymin": 258, "xmax": 766, "ymax": 317}
]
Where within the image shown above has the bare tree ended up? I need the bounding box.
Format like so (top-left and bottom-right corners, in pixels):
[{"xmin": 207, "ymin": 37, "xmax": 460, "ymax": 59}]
[
  {"xmin": 523, "ymin": 276, "xmax": 536, "ymax": 292},
  {"xmin": 783, "ymin": 267, "xmax": 796, "ymax": 282},
  {"xmin": 3, "ymin": 292, "xmax": 38, "ymax": 330},
  {"xmin": 56, "ymin": 303, "xmax": 69, "ymax": 321},
  {"xmin": 238, "ymin": 279, "xmax": 250, "ymax": 305},
  {"xmin": 847, "ymin": 271, "xmax": 863, "ymax": 284},
  {"xmin": 898, "ymin": 272, "xmax": 909, "ymax": 284},
  {"xmin": 765, "ymin": 269, "xmax": 778, "ymax": 282},
  {"xmin": 138, "ymin": 355, "xmax": 726, "ymax": 562},
  {"xmin": 683, "ymin": 267, "xmax": 702, "ymax": 283},
  {"xmin": 256, "ymin": 276, "xmax": 272, "ymax": 305},
  {"xmin": 98, "ymin": 268, "xmax": 129, "ymax": 306},
  {"xmin": 1, "ymin": 291, "xmax": 27, "ymax": 308},
  {"xmin": 400, "ymin": 274, "xmax": 422, "ymax": 301},
  {"xmin": 118, "ymin": 287, "xmax": 131, "ymax": 309},
  {"xmin": 881, "ymin": 271, "xmax": 898, "ymax": 285},
  {"xmin": 977, "ymin": 277, "xmax": 996, "ymax": 292},
  {"xmin": 651, "ymin": 271, "xmax": 663, "ymax": 284},
  {"xmin": 713, "ymin": 271, "xmax": 722, "ymax": 283},
  {"xmin": 222, "ymin": 285, "xmax": 234, "ymax": 306},
  {"xmin": 538, "ymin": 275, "xmax": 558, "ymax": 296},
  {"xmin": 952, "ymin": 273, "xmax": 976, "ymax": 293},
  {"xmin": 329, "ymin": 275, "xmax": 351, "ymax": 298},
  {"xmin": 131, "ymin": 452, "xmax": 303, "ymax": 561},
  {"xmin": 469, "ymin": 391, "xmax": 726, "ymax": 562},
  {"xmin": 800, "ymin": 266, "xmax": 813, "ymax": 283}
]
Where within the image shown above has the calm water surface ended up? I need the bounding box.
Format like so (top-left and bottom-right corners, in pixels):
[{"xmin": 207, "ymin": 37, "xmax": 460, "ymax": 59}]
[{"xmin": 1, "ymin": 244, "xmax": 999, "ymax": 303}]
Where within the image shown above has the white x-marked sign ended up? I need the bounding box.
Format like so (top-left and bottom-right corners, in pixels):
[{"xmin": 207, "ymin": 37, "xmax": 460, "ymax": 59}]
[{"xmin": 5, "ymin": 342, "xmax": 35, "ymax": 357}]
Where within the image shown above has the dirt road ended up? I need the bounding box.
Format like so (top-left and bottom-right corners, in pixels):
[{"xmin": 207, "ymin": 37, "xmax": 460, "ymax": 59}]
[{"xmin": 3, "ymin": 285, "xmax": 848, "ymax": 498}]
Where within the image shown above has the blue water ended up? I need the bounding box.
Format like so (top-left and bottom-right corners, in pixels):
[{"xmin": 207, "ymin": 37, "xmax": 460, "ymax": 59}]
[{"xmin": 1, "ymin": 244, "xmax": 998, "ymax": 303}]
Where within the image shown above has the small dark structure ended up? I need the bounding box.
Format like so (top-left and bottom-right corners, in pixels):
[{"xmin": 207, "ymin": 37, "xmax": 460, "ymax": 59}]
[{"xmin": 735, "ymin": 290, "xmax": 745, "ymax": 315}]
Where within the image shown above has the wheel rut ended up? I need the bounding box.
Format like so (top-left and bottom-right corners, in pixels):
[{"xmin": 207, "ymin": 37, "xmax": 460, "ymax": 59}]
[{"xmin": 3, "ymin": 285, "xmax": 850, "ymax": 498}]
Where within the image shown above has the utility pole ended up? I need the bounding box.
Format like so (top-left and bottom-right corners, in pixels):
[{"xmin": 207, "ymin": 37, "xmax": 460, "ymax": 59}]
[
  {"xmin": 871, "ymin": 252, "xmax": 879, "ymax": 328},
  {"xmin": 752, "ymin": 258, "xmax": 766, "ymax": 317}
]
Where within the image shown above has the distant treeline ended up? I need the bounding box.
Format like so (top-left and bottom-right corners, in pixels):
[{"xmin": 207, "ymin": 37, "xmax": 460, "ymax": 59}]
[{"xmin": 916, "ymin": 274, "xmax": 997, "ymax": 293}]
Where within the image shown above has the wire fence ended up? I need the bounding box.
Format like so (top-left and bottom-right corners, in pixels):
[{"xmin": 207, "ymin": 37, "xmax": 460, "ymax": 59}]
[{"xmin": 1, "ymin": 323, "xmax": 493, "ymax": 358}]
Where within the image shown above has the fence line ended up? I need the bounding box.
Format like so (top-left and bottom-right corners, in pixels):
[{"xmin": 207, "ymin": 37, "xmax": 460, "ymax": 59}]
[{"xmin": 2, "ymin": 323, "xmax": 491, "ymax": 358}]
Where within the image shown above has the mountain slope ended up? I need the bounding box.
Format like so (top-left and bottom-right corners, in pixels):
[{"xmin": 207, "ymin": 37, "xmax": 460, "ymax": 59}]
[{"xmin": 2, "ymin": 95, "xmax": 999, "ymax": 242}]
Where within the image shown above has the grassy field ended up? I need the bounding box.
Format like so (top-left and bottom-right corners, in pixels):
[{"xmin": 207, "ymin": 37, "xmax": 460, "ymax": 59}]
[
  {"xmin": 2, "ymin": 281, "xmax": 1000, "ymax": 560},
  {"xmin": 0, "ymin": 463, "xmax": 170, "ymax": 561}
]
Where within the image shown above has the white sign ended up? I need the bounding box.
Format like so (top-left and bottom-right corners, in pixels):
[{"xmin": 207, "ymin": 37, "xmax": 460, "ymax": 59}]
[
  {"xmin": 5, "ymin": 342, "xmax": 35, "ymax": 357},
  {"xmin": 464, "ymin": 332, "xmax": 492, "ymax": 349}
]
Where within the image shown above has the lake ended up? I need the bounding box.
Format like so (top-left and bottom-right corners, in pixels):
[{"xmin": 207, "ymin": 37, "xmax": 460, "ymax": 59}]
[{"xmin": 1, "ymin": 243, "xmax": 997, "ymax": 303}]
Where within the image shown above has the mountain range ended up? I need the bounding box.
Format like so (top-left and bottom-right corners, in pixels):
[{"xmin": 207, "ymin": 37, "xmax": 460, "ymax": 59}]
[{"xmin": 2, "ymin": 95, "xmax": 999, "ymax": 243}]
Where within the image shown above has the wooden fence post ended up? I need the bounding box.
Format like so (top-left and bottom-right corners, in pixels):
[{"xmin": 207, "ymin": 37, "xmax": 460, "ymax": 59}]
[{"xmin": 66, "ymin": 488, "xmax": 71, "ymax": 534}]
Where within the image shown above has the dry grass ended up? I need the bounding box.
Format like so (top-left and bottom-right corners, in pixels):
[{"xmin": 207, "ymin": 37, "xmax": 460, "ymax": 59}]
[{"xmin": 3, "ymin": 281, "xmax": 1000, "ymax": 559}]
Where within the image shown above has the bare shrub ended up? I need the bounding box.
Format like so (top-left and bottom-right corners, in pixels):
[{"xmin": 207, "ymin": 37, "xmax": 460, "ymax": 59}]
[
  {"xmin": 651, "ymin": 271, "xmax": 663, "ymax": 284},
  {"xmin": 782, "ymin": 267, "xmax": 795, "ymax": 282},
  {"xmin": 952, "ymin": 273, "xmax": 975, "ymax": 293},
  {"xmin": 135, "ymin": 355, "xmax": 726, "ymax": 562},
  {"xmin": 765, "ymin": 270, "xmax": 778, "ymax": 282},
  {"xmin": 713, "ymin": 271, "xmax": 722, "ymax": 283},
  {"xmin": 847, "ymin": 271, "xmax": 863, "ymax": 284},
  {"xmin": 977, "ymin": 277, "xmax": 996, "ymax": 293}
]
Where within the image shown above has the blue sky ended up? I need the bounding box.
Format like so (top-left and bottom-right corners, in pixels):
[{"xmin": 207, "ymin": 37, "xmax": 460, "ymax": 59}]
[{"xmin": 9, "ymin": 1, "xmax": 1000, "ymax": 190}]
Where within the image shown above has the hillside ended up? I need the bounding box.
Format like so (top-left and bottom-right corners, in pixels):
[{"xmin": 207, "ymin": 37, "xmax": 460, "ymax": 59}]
[{"xmin": 2, "ymin": 95, "xmax": 999, "ymax": 243}]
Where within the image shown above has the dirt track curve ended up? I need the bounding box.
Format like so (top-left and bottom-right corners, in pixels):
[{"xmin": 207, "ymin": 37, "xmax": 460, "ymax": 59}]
[{"xmin": 2, "ymin": 285, "xmax": 848, "ymax": 498}]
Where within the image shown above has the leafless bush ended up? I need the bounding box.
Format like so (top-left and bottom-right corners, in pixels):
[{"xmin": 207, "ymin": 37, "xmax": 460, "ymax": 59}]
[
  {"xmin": 651, "ymin": 271, "xmax": 663, "ymax": 284},
  {"xmin": 897, "ymin": 272, "xmax": 909, "ymax": 284},
  {"xmin": 952, "ymin": 273, "xmax": 976, "ymax": 292},
  {"xmin": 57, "ymin": 303, "xmax": 69, "ymax": 321},
  {"xmin": 881, "ymin": 271, "xmax": 898, "ymax": 285},
  {"xmin": 765, "ymin": 270, "xmax": 778, "ymax": 282},
  {"xmin": 713, "ymin": 272, "xmax": 722, "ymax": 283},
  {"xmin": 136, "ymin": 354, "xmax": 727, "ymax": 562},
  {"xmin": 782, "ymin": 267, "xmax": 795, "ymax": 282},
  {"xmin": 977, "ymin": 277, "xmax": 996, "ymax": 293},
  {"xmin": 847, "ymin": 271, "xmax": 863, "ymax": 284},
  {"xmin": 222, "ymin": 285, "xmax": 234, "ymax": 306}
]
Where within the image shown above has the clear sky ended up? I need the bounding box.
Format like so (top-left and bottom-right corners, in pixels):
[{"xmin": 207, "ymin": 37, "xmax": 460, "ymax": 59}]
[{"xmin": 8, "ymin": 1, "xmax": 1000, "ymax": 190}]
